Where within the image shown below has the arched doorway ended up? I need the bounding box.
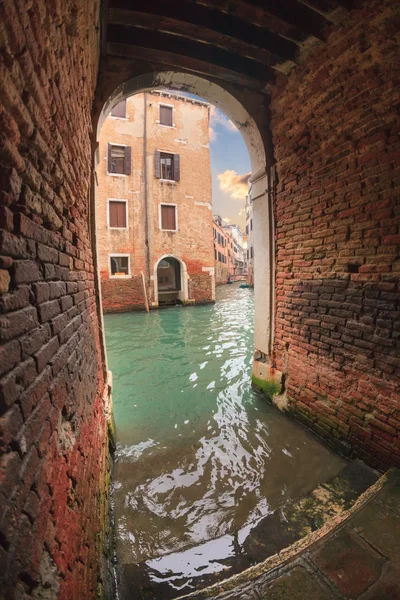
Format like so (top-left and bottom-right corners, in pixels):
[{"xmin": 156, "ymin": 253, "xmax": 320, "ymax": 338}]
[{"xmin": 154, "ymin": 254, "xmax": 189, "ymax": 306}]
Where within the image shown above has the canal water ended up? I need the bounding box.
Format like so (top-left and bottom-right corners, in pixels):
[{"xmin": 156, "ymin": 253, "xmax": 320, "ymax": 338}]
[{"xmin": 104, "ymin": 284, "xmax": 345, "ymax": 596}]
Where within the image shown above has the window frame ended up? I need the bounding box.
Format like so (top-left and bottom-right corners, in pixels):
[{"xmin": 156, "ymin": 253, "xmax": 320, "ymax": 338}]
[
  {"xmin": 106, "ymin": 142, "xmax": 131, "ymax": 177},
  {"xmin": 157, "ymin": 102, "xmax": 175, "ymax": 127},
  {"xmin": 155, "ymin": 149, "xmax": 180, "ymax": 182},
  {"xmin": 109, "ymin": 253, "xmax": 131, "ymax": 279},
  {"xmin": 159, "ymin": 203, "xmax": 178, "ymax": 232},
  {"xmin": 107, "ymin": 199, "xmax": 128, "ymax": 230},
  {"xmin": 160, "ymin": 152, "xmax": 175, "ymax": 181}
]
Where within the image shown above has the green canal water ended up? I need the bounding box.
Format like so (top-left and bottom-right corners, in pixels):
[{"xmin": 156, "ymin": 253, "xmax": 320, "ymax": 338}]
[{"xmin": 104, "ymin": 284, "xmax": 345, "ymax": 595}]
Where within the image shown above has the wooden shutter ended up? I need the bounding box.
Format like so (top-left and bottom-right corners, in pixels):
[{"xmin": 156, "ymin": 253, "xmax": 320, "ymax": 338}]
[
  {"xmin": 117, "ymin": 202, "xmax": 126, "ymax": 227},
  {"xmin": 160, "ymin": 105, "xmax": 172, "ymax": 126},
  {"xmin": 155, "ymin": 150, "xmax": 161, "ymax": 178},
  {"xmin": 111, "ymin": 99, "xmax": 126, "ymax": 118},
  {"xmin": 124, "ymin": 146, "xmax": 131, "ymax": 175},
  {"xmin": 109, "ymin": 202, "xmax": 118, "ymax": 227},
  {"xmin": 161, "ymin": 205, "xmax": 176, "ymax": 230},
  {"xmin": 107, "ymin": 143, "xmax": 112, "ymax": 172},
  {"xmin": 173, "ymin": 154, "xmax": 180, "ymax": 181},
  {"xmin": 109, "ymin": 201, "xmax": 126, "ymax": 227}
]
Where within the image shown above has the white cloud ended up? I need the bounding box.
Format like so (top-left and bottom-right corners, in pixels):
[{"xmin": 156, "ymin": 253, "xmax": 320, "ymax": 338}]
[
  {"xmin": 210, "ymin": 106, "xmax": 238, "ymax": 134},
  {"xmin": 217, "ymin": 170, "xmax": 251, "ymax": 200},
  {"xmin": 222, "ymin": 217, "xmax": 232, "ymax": 224},
  {"xmin": 209, "ymin": 126, "xmax": 217, "ymax": 141}
]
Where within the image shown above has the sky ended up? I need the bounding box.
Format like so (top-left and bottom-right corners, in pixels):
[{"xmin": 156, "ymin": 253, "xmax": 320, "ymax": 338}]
[
  {"xmin": 179, "ymin": 92, "xmax": 251, "ymax": 230},
  {"xmin": 208, "ymin": 106, "xmax": 251, "ymax": 230}
]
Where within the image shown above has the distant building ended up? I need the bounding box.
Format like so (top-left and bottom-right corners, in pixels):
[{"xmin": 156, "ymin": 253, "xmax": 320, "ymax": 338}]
[
  {"xmin": 245, "ymin": 195, "xmax": 254, "ymax": 285},
  {"xmin": 213, "ymin": 215, "xmax": 230, "ymax": 284},
  {"xmin": 97, "ymin": 91, "xmax": 215, "ymax": 312},
  {"xmin": 222, "ymin": 223, "xmax": 245, "ymax": 277}
]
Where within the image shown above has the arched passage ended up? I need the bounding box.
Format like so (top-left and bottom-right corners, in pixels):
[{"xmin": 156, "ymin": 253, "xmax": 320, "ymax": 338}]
[
  {"xmin": 154, "ymin": 254, "xmax": 189, "ymax": 306},
  {"xmin": 93, "ymin": 71, "xmax": 276, "ymax": 377}
]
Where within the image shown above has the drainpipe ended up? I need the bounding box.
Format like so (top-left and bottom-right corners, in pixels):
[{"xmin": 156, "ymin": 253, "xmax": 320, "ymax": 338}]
[{"xmin": 143, "ymin": 92, "xmax": 151, "ymax": 290}]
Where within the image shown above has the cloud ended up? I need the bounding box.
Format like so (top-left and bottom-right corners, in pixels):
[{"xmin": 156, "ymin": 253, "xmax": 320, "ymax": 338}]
[
  {"xmin": 222, "ymin": 217, "xmax": 232, "ymax": 224},
  {"xmin": 217, "ymin": 170, "xmax": 251, "ymax": 200},
  {"xmin": 208, "ymin": 126, "xmax": 217, "ymax": 141},
  {"xmin": 238, "ymin": 208, "xmax": 246, "ymax": 217},
  {"xmin": 210, "ymin": 106, "xmax": 238, "ymax": 134}
]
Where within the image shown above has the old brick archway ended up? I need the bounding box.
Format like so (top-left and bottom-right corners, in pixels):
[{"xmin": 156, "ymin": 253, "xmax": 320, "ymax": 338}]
[{"xmin": 1, "ymin": 0, "xmax": 399, "ymax": 598}]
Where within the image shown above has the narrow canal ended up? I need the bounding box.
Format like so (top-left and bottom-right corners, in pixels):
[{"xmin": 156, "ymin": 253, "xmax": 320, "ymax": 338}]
[{"xmin": 104, "ymin": 283, "xmax": 345, "ymax": 597}]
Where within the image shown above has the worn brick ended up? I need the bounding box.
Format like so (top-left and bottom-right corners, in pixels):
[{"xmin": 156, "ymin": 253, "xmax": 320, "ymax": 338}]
[
  {"xmin": 37, "ymin": 242, "xmax": 59, "ymax": 264},
  {"xmin": 0, "ymin": 358, "xmax": 37, "ymax": 413},
  {"xmin": 34, "ymin": 336, "xmax": 59, "ymax": 373},
  {"xmin": 0, "ymin": 286, "xmax": 30, "ymax": 314},
  {"xmin": 0, "ymin": 306, "xmax": 38, "ymax": 341},
  {"xmin": 37, "ymin": 299, "xmax": 61, "ymax": 323},
  {"xmin": 0, "ymin": 339, "xmax": 21, "ymax": 377},
  {"xmin": 20, "ymin": 324, "xmax": 51, "ymax": 358},
  {"xmin": 12, "ymin": 260, "xmax": 42, "ymax": 284}
]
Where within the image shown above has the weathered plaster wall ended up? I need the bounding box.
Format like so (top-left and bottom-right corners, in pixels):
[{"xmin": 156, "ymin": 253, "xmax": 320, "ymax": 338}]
[
  {"xmin": 270, "ymin": 0, "xmax": 400, "ymax": 470},
  {"xmin": 0, "ymin": 2, "xmax": 112, "ymax": 598},
  {"xmin": 97, "ymin": 92, "xmax": 214, "ymax": 311}
]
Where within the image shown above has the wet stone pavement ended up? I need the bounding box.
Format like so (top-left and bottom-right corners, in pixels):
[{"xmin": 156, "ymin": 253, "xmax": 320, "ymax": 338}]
[{"xmin": 185, "ymin": 469, "xmax": 400, "ymax": 600}]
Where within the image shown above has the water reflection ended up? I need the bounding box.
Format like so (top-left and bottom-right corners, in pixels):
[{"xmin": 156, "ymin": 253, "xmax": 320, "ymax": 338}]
[{"xmin": 104, "ymin": 284, "xmax": 344, "ymax": 589}]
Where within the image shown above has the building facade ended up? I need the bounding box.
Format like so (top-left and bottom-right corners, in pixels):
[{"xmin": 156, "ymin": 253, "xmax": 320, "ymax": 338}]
[{"xmin": 97, "ymin": 91, "xmax": 215, "ymax": 312}]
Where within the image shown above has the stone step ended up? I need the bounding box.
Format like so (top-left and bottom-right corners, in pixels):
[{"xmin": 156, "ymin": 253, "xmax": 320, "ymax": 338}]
[
  {"xmin": 117, "ymin": 460, "xmax": 379, "ymax": 600},
  {"xmin": 242, "ymin": 459, "xmax": 379, "ymax": 564}
]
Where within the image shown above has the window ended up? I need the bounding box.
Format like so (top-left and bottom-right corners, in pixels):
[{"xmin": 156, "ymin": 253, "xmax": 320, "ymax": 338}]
[
  {"xmin": 155, "ymin": 151, "xmax": 180, "ymax": 181},
  {"xmin": 160, "ymin": 204, "xmax": 177, "ymax": 231},
  {"xmin": 108, "ymin": 200, "xmax": 127, "ymax": 228},
  {"xmin": 247, "ymin": 249, "xmax": 249, "ymax": 259},
  {"xmin": 110, "ymin": 100, "xmax": 126, "ymax": 118},
  {"xmin": 246, "ymin": 225, "xmax": 249, "ymax": 235},
  {"xmin": 228, "ymin": 249, "xmax": 230, "ymax": 256},
  {"xmin": 250, "ymin": 219, "xmax": 253, "ymax": 231},
  {"xmin": 160, "ymin": 105, "xmax": 173, "ymax": 126},
  {"xmin": 214, "ymin": 248, "xmax": 217, "ymax": 260},
  {"xmin": 251, "ymin": 247, "xmax": 254, "ymax": 258},
  {"xmin": 107, "ymin": 144, "xmax": 131, "ymax": 175},
  {"xmin": 110, "ymin": 255, "xmax": 130, "ymax": 277},
  {"xmin": 161, "ymin": 154, "xmax": 174, "ymax": 180}
]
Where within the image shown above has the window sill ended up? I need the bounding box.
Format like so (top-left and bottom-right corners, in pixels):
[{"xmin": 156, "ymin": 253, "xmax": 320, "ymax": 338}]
[
  {"xmin": 160, "ymin": 229, "xmax": 177, "ymax": 233},
  {"xmin": 156, "ymin": 121, "xmax": 176, "ymax": 128},
  {"xmin": 107, "ymin": 173, "xmax": 128, "ymax": 177},
  {"xmin": 109, "ymin": 116, "xmax": 128, "ymax": 120},
  {"xmin": 109, "ymin": 275, "xmax": 131, "ymax": 279},
  {"xmin": 108, "ymin": 227, "xmax": 128, "ymax": 231},
  {"xmin": 160, "ymin": 179, "xmax": 177, "ymax": 185}
]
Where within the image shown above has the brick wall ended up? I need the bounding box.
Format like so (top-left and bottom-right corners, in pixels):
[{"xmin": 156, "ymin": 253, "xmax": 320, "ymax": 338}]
[
  {"xmin": 271, "ymin": 0, "xmax": 400, "ymax": 470},
  {"xmin": 101, "ymin": 277, "xmax": 145, "ymax": 312},
  {"xmin": 0, "ymin": 2, "xmax": 112, "ymax": 598}
]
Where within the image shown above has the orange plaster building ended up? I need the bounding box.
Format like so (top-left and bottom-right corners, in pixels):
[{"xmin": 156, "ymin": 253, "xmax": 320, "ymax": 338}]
[{"xmin": 96, "ymin": 91, "xmax": 215, "ymax": 312}]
